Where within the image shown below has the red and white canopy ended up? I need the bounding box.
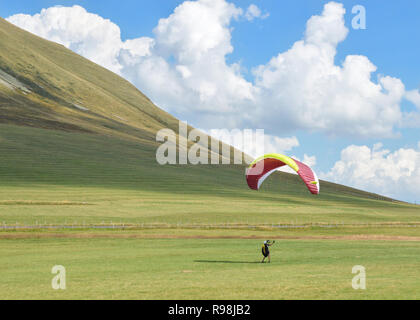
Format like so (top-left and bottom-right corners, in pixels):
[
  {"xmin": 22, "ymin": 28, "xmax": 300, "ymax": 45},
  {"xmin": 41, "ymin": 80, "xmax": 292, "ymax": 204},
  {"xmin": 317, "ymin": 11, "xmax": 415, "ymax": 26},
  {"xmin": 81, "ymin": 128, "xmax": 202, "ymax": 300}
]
[{"xmin": 246, "ymin": 153, "xmax": 320, "ymax": 195}]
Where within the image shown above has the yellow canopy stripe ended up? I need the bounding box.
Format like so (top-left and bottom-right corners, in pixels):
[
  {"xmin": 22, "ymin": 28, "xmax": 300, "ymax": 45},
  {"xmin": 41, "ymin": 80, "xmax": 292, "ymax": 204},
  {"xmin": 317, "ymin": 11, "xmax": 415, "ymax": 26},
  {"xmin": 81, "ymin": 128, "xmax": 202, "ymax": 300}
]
[{"xmin": 248, "ymin": 153, "xmax": 299, "ymax": 172}]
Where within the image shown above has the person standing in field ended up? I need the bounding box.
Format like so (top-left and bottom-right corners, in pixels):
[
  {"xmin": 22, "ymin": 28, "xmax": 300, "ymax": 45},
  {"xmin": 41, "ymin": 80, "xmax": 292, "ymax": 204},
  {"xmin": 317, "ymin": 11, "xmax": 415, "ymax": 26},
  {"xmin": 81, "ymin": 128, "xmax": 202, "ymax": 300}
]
[{"xmin": 261, "ymin": 240, "xmax": 275, "ymax": 263}]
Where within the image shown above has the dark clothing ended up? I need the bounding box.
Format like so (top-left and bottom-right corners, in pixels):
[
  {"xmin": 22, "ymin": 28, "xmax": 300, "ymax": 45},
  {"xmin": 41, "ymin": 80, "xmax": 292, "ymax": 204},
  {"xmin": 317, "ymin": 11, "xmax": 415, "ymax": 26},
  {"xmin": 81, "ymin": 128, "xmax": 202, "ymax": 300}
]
[{"xmin": 262, "ymin": 244, "xmax": 270, "ymax": 257}]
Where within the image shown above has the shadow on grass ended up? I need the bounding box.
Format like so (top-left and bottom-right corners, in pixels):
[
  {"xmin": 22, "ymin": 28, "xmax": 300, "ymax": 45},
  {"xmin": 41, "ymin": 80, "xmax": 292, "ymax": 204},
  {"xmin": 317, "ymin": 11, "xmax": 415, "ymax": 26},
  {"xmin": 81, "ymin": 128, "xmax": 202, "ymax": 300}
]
[{"xmin": 194, "ymin": 260, "xmax": 260, "ymax": 264}]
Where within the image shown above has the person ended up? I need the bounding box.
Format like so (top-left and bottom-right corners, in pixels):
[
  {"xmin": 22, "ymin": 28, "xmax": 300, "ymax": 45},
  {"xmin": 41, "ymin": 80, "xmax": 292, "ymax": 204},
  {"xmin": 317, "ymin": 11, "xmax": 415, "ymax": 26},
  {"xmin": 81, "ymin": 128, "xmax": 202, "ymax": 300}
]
[{"xmin": 261, "ymin": 240, "xmax": 275, "ymax": 263}]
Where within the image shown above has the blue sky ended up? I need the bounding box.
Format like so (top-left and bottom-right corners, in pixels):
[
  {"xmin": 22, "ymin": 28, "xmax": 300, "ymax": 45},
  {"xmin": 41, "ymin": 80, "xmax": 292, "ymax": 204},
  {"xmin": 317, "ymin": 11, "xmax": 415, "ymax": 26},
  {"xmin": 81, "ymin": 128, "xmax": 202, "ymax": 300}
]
[{"xmin": 2, "ymin": 1, "xmax": 420, "ymax": 201}]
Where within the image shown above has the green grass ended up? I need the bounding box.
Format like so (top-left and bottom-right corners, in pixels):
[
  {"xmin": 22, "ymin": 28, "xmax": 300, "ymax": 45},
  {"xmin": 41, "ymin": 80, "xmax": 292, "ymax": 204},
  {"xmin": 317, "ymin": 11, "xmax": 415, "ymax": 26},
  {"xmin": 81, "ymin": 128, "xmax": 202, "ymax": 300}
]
[{"xmin": 1, "ymin": 236, "xmax": 419, "ymax": 299}]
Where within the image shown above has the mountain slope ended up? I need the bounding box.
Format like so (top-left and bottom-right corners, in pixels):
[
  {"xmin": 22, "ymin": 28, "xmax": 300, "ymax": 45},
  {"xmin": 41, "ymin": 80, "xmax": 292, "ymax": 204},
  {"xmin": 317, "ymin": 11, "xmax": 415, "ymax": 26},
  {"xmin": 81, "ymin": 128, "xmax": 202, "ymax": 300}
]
[
  {"xmin": 0, "ymin": 17, "xmax": 179, "ymax": 144},
  {"xmin": 0, "ymin": 17, "xmax": 418, "ymax": 228}
]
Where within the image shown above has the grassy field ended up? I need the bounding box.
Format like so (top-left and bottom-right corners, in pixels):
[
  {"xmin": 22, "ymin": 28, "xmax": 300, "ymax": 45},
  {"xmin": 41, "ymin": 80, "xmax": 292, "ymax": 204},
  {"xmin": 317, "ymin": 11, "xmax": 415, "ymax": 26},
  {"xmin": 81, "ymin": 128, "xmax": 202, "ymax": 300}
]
[{"xmin": 1, "ymin": 234, "xmax": 419, "ymax": 299}]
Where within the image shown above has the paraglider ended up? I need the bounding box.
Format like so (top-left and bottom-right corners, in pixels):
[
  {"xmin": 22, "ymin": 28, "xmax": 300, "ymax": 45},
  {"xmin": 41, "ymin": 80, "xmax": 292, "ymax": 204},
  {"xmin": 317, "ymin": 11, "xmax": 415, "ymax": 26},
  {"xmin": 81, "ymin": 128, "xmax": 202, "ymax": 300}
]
[{"xmin": 246, "ymin": 153, "xmax": 320, "ymax": 195}]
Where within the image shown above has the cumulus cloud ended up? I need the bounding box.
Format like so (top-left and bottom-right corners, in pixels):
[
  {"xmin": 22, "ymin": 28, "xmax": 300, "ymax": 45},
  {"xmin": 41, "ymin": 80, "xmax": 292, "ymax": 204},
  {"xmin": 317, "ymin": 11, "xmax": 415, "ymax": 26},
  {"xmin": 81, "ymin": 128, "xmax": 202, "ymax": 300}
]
[
  {"xmin": 405, "ymin": 89, "xmax": 420, "ymax": 109},
  {"xmin": 252, "ymin": 2, "xmax": 406, "ymax": 137},
  {"xmin": 205, "ymin": 128, "xmax": 299, "ymax": 158},
  {"xmin": 6, "ymin": 1, "xmax": 420, "ymax": 138},
  {"xmin": 277, "ymin": 153, "xmax": 317, "ymax": 175},
  {"xmin": 244, "ymin": 4, "xmax": 269, "ymax": 21},
  {"xmin": 321, "ymin": 144, "xmax": 420, "ymax": 201},
  {"xmin": 302, "ymin": 154, "xmax": 317, "ymax": 168},
  {"xmin": 205, "ymin": 128, "xmax": 316, "ymax": 175},
  {"xmin": 7, "ymin": 6, "xmax": 124, "ymax": 73}
]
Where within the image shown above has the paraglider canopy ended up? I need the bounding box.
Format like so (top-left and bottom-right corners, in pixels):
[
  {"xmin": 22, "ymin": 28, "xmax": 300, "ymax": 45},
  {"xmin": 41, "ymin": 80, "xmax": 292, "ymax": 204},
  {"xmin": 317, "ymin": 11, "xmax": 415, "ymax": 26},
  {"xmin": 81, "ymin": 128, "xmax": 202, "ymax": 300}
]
[{"xmin": 246, "ymin": 153, "xmax": 320, "ymax": 195}]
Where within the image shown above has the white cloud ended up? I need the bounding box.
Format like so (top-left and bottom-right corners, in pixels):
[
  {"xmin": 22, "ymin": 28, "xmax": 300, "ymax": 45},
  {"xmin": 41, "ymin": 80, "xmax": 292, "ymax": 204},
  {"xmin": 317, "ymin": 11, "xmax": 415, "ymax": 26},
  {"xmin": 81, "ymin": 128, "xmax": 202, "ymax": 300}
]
[
  {"xmin": 6, "ymin": 1, "xmax": 420, "ymax": 138},
  {"xmin": 402, "ymin": 111, "xmax": 420, "ymax": 128},
  {"xmin": 305, "ymin": 1, "xmax": 348, "ymax": 46},
  {"xmin": 145, "ymin": 0, "xmax": 254, "ymax": 115},
  {"xmin": 244, "ymin": 4, "xmax": 269, "ymax": 21},
  {"xmin": 205, "ymin": 128, "xmax": 317, "ymax": 175},
  {"xmin": 252, "ymin": 2, "xmax": 406, "ymax": 138},
  {"xmin": 302, "ymin": 154, "xmax": 317, "ymax": 168},
  {"xmin": 321, "ymin": 144, "xmax": 420, "ymax": 201},
  {"xmin": 7, "ymin": 6, "xmax": 124, "ymax": 73},
  {"xmin": 277, "ymin": 153, "xmax": 317, "ymax": 175},
  {"xmin": 405, "ymin": 89, "xmax": 420, "ymax": 109},
  {"xmin": 402, "ymin": 89, "xmax": 420, "ymax": 127},
  {"xmin": 205, "ymin": 128, "xmax": 299, "ymax": 158}
]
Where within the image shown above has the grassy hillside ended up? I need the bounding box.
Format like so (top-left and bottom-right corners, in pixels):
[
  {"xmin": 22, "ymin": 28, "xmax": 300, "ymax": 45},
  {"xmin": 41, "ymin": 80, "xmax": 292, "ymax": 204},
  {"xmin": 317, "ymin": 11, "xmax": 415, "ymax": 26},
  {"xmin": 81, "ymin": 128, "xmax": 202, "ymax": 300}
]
[
  {"xmin": 0, "ymin": 123, "xmax": 419, "ymax": 228},
  {"xmin": 0, "ymin": 17, "xmax": 181, "ymax": 143}
]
